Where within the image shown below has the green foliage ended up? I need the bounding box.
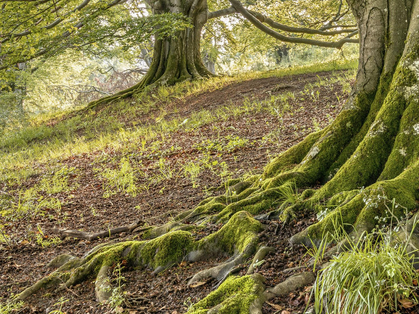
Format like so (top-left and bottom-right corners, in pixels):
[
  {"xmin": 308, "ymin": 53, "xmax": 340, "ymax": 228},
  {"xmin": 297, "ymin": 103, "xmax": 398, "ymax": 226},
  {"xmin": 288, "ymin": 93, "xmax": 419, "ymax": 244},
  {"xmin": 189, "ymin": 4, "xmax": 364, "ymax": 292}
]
[
  {"xmin": 1, "ymin": 187, "xmax": 61, "ymax": 221},
  {"xmin": 108, "ymin": 263, "xmax": 127, "ymax": 312},
  {"xmin": 39, "ymin": 166, "xmax": 76, "ymax": 194},
  {"xmin": 0, "ymin": 1, "xmax": 190, "ymax": 73},
  {"xmin": 194, "ymin": 135, "xmax": 249, "ymax": 153}
]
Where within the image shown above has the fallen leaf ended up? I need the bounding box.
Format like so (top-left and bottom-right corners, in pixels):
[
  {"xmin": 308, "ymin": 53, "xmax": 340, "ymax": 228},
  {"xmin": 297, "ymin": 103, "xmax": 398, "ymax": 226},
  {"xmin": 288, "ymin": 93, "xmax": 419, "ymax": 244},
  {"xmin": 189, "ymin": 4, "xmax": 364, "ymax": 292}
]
[
  {"xmin": 399, "ymin": 298, "xmax": 415, "ymax": 308},
  {"xmin": 190, "ymin": 281, "xmax": 207, "ymax": 288},
  {"xmin": 114, "ymin": 306, "xmax": 124, "ymax": 313},
  {"xmin": 114, "ymin": 307, "xmax": 124, "ymax": 313},
  {"xmin": 281, "ymin": 310, "xmax": 291, "ymax": 314},
  {"xmin": 266, "ymin": 301, "xmax": 283, "ymax": 310}
]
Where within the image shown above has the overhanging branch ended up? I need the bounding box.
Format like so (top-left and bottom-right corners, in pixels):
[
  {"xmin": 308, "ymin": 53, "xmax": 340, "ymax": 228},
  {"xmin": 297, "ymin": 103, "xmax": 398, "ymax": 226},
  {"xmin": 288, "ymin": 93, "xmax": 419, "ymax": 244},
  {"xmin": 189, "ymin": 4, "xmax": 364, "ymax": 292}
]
[
  {"xmin": 1, "ymin": 0, "xmax": 124, "ymax": 44},
  {"xmin": 209, "ymin": 5, "xmax": 357, "ymax": 36},
  {"xmin": 228, "ymin": 0, "xmax": 358, "ymax": 49}
]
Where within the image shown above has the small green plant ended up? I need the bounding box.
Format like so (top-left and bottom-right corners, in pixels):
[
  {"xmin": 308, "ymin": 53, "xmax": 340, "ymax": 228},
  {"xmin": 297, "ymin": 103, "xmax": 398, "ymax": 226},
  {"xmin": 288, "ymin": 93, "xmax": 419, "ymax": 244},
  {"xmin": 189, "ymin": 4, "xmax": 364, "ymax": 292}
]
[
  {"xmin": 0, "ymin": 299, "xmax": 24, "ymax": 314},
  {"xmin": 101, "ymin": 157, "xmax": 138, "ymax": 198},
  {"xmin": 108, "ymin": 263, "xmax": 126, "ymax": 313},
  {"xmin": 36, "ymin": 225, "xmax": 62, "ymax": 248},
  {"xmin": 0, "ymin": 224, "xmax": 10, "ymax": 245},
  {"xmin": 312, "ymin": 118, "xmax": 321, "ymax": 132},
  {"xmin": 49, "ymin": 297, "xmax": 69, "ymax": 314},
  {"xmin": 39, "ymin": 166, "xmax": 76, "ymax": 194},
  {"xmin": 156, "ymin": 157, "xmax": 174, "ymax": 181},
  {"xmin": 195, "ymin": 135, "xmax": 249, "ymax": 153},
  {"xmin": 184, "ymin": 162, "xmax": 202, "ymax": 188},
  {"xmin": 277, "ymin": 181, "xmax": 298, "ymax": 205}
]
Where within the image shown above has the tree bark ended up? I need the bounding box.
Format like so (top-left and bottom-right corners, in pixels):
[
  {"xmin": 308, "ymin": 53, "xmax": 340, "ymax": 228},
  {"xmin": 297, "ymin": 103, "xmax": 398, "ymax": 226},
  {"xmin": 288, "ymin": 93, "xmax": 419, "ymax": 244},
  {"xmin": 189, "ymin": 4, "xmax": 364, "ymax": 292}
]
[
  {"xmin": 282, "ymin": 0, "xmax": 419, "ymax": 244},
  {"xmin": 140, "ymin": 0, "xmax": 213, "ymax": 87},
  {"xmin": 87, "ymin": 0, "xmax": 212, "ymax": 108}
]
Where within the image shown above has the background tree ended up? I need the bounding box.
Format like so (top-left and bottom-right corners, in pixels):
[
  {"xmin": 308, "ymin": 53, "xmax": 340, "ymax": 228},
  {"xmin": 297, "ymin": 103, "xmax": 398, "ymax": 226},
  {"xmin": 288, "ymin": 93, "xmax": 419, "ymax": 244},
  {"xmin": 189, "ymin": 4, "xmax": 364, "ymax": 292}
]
[{"xmin": 0, "ymin": 0, "xmax": 357, "ymax": 100}]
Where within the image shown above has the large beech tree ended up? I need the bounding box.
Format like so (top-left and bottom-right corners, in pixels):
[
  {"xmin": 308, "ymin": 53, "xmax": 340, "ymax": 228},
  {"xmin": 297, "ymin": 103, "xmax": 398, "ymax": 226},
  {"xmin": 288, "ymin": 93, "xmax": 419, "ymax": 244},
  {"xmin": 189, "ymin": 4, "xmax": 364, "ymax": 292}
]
[{"xmin": 8, "ymin": 0, "xmax": 419, "ymax": 313}]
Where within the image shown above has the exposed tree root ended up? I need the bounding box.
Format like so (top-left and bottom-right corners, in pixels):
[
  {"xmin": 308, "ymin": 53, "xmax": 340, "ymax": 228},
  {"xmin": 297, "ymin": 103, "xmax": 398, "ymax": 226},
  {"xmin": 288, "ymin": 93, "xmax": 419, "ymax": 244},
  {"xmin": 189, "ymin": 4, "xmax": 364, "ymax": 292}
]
[
  {"xmin": 18, "ymin": 211, "xmax": 262, "ymax": 303},
  {"xmin": 247, "ymin": 246, "xmax": 275, "ymax": 275},
  {"xmin": 186, "ymin": 274, "xmax": 266, "ymax": 314},
  {"xmin": 17, "ymin": 4, "xmax": 419, "ymax": 312},
  {"xmin": 264, "ymin": 272, "xmax": 315, "ymax": 300}
]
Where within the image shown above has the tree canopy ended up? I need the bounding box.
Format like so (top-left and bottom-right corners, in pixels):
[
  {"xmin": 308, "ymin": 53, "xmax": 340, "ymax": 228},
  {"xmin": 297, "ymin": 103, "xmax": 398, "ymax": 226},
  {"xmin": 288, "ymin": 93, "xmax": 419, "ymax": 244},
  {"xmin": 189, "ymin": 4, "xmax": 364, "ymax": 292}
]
[{"xmin": 0, "ymin": 0, "xmax": 357, "ymax": 83}]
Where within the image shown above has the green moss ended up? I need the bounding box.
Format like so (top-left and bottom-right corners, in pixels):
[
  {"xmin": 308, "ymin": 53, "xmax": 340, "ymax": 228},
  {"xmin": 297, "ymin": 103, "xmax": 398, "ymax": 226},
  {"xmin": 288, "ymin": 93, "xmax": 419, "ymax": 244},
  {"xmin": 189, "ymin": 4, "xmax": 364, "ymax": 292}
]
[
  {"xmin": 198, "ymin": 211, "xmax": 262, "ymax": 255},
  {"xmin": 327, "ymin": 190, "xmax": 360, "ymax": 207},
  {"xmin": 263, "ymin": 131, "xmax": 322, "ymax": 179},
  {"xmin": 298, "ymin": 165, "xmax": 419, "ymax": 244},
  {"xmin": 301, "ymin": 189, "xmax": 316, "ymax": 200},
  {"xmin": 142, "ymin": 221, "xmax": 196, "ymax": 240},
  {"xmin": 379, "ymin": 99, "xmax": 419, "ymax": 180},
  {"xmin": 187, "ymin": 275, "xmax": 264, "ymax": 314},
  {"xmin": 139, "ymin": 230, "xmax": 194, "ymax": 269},
  {"xmin": 324, "ymin": 75, "xmax": 393, "ymax": 181},
  {"xmin": 294, "ymin": 91, "xmax": 375, "ymax": 187},
  {"xmin": 315, "ymin": 89, "xmax": 407, "ymax": 200}
]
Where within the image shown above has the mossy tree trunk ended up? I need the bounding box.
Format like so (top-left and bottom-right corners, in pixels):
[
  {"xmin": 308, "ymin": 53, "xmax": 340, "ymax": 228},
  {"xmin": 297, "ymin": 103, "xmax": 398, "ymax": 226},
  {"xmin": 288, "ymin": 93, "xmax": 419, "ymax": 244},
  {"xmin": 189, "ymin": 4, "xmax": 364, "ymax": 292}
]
[
  {"xmin": 279, "ymin": 0, "xmax": 419, "ymax": 243},
  {"xmin": 88, "ymin": 0, "xmax": 213, "ymax": 107},
  {"xmin": 140, "ymin": 0, "xmax": 213, "ymax": 87}
]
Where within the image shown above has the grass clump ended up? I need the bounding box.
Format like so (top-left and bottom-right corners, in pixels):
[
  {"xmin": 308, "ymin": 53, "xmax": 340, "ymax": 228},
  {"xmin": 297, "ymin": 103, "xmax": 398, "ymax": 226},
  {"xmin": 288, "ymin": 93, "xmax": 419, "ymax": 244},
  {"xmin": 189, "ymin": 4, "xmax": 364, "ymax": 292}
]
[
  {"xmin": 100, "ymin": 157, "xmax": 138, "ymax": 198},
  {"xmin": 314, "ymin": 228, "xmax": 419, "ymax": 314}
]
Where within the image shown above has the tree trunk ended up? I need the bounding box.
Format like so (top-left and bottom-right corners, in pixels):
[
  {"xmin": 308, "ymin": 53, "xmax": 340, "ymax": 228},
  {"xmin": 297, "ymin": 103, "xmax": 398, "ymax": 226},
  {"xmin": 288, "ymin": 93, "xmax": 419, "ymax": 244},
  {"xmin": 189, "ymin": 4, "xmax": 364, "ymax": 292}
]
[
  {"xmin": 87, "ymin": 0, "xmax": 212, "ymax": 108},
  {"xmin": 277, "ymin": 0, "xmax": 419, "ymax": 244},
  {"xmin": 140, "ymin": 0, "xmax": 213, "ymax": 87}
]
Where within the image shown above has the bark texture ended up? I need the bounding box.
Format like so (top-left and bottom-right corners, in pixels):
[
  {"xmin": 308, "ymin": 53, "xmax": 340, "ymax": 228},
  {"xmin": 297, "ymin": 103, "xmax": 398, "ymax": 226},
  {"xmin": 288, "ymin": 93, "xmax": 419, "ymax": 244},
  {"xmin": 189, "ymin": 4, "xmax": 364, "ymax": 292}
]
[
  {"xmin": 141, "ymin": 0, "xmax": 213, "ymax": 86},
  {"xmin": 284, "ymin": 0, "xmax": 419, "ymax": 244}
]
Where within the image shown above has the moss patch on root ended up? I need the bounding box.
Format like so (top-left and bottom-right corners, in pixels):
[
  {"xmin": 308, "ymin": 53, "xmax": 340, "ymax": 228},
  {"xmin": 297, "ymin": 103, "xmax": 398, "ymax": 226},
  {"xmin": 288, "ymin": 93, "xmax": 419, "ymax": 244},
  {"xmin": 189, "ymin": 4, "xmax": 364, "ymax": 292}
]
[
  {"xmin": 187, "ymin": 274, "xmax": 265, "ymax": 314},
  {"xmin": 139, "ymin": 230, "xmax": 194, "ymax": 269},
  {"xmin": 198, "ymin": 211, "xmax": 262, "ymax": 255}
]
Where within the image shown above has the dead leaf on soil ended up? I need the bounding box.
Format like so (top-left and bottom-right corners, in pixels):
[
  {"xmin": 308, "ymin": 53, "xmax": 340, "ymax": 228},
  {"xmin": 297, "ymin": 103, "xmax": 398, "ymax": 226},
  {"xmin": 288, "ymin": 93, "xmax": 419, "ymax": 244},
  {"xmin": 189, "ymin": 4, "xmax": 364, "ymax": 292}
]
[
  {"xmin": 190, "ymin": 281, "xmax": 208, "ymax": 288},
  {"xmin": 266, "ymin": 301, "xmax": 283, "ymax": 310},
  {"xmin": 399, "ymin": 298, "xmax": 415, "ymax": 308},
  {"xmin": 114, "ymin": 306, "xmax": 124, "ymax": 313}
]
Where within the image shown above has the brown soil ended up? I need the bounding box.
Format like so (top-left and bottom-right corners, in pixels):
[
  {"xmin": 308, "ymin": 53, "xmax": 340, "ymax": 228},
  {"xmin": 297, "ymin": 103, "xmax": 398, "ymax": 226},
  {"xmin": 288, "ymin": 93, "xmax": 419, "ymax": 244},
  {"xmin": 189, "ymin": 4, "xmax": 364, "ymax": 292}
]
[{"xmin": 3, "ymin": 70, "xmax": 414, "ymax": 314}]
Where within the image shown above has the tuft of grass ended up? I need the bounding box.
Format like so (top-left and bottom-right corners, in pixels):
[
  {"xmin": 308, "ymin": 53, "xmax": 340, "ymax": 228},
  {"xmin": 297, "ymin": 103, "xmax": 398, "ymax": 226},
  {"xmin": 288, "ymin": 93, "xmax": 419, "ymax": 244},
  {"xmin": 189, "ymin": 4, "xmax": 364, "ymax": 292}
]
[
  {"xmin": 314, "ymin": 218, "xmax": 419, "ymax": 314},
  {"xmin": 100, "ymin": 157, "xmax": 139, "ymax": 198}
]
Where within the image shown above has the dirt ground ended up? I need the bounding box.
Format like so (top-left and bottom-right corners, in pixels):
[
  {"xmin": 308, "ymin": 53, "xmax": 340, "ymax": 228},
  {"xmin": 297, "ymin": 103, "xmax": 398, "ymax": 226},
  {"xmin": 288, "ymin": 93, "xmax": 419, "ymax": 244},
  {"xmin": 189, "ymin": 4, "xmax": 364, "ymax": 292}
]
[{"xmin": 2, "ymin": 70, "xmax": 417, "ymax": 314}]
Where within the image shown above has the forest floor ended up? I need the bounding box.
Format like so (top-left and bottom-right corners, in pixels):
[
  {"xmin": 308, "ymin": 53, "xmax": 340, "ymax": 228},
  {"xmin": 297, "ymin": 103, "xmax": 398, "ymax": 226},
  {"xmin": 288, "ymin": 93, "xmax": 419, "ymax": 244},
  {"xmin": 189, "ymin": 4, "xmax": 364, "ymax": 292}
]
[{"xmin": 3, "ymin": 67, "xmax": 414, "ymax": 314}]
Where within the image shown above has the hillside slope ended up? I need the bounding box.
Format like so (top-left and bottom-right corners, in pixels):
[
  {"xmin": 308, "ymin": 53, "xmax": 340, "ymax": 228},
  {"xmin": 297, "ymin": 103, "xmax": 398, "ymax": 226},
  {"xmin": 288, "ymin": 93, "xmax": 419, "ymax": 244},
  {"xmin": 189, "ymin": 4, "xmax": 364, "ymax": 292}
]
[{"xmin": 1, "ymin": 64, "xmax": 355, "ymax": 313}]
